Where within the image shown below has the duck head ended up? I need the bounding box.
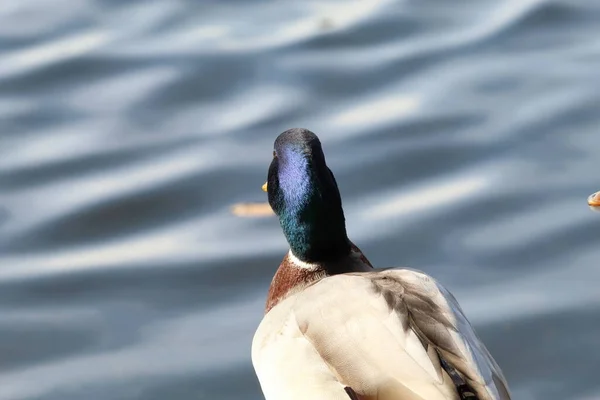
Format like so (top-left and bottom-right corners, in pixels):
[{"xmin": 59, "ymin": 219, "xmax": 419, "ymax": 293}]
[{"xmin": 263, "ymin": 128, "xmax": 351, "ymax": 263}]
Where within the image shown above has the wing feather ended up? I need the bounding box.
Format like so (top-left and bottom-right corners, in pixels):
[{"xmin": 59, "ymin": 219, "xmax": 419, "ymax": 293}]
[{"xmin": 367, "ymin": 269, "xmax": 511, "ymax": 400}]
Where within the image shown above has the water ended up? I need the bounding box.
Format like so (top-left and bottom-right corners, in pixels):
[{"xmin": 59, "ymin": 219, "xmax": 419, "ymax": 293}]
[{"xmin": 1, "ymin": 1, "xmax": 599, "ymax": 399}]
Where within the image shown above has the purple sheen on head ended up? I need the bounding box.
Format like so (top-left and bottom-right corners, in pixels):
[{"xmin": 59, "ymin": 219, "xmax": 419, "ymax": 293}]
[{"xmin": 278, "ymin": 147, "xmax": 310, "ymax": 208}]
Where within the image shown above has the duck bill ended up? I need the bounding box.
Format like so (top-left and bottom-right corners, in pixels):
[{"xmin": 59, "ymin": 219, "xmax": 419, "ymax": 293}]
[{"xmin": 262, "ymin": 182, "xmax": 268, "ymax": 192}]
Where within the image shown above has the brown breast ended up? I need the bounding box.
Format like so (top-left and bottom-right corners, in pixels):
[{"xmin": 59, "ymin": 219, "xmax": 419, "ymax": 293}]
[{"xmin": 264, "ymin": 242, "xmax": 373, "ymax": 313}]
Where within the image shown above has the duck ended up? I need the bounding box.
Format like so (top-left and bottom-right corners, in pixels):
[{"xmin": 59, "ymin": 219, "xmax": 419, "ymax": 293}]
[
  {"xmin": 588, "ymin": 190, "xmax": 600, "ymax": 208},
  {"xmin": 251, "ymin": 128, "xmax": 511, "ymax": 400}
]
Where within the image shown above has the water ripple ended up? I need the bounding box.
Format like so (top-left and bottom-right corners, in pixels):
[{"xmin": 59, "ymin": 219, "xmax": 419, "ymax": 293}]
[{"xmin": 1, "ymin": 0, "xmax": 600, "ymax": 399}]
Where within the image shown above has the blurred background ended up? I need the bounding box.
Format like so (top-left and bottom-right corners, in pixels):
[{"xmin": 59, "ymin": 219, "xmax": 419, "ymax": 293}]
[{"xmin": 1, "ymin": 0, "xmax": 599, "ymax": 399}]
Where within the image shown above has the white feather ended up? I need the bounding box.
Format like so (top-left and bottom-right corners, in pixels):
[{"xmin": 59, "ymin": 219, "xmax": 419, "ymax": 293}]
[{"xmin": 287, "ymin": 250, "xmax": 320, "ymax": 270}]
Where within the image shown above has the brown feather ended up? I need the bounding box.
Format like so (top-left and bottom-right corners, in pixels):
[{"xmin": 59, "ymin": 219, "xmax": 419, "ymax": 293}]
[
  {"xmin": 265, "ymin": 254, "xmax": 327, "ymax": 313},
  {"xmin": 265, "ymin": 242, "xmax": 372, "ymax": 313}
]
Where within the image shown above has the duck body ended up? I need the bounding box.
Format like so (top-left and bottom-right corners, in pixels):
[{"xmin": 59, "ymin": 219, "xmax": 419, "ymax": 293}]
[{"xmin": 252, "ymin": 128, "xmax": 511, "ymax": 400}]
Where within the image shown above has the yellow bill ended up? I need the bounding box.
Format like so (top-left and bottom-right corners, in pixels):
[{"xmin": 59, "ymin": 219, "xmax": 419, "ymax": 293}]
[{"xmin": 262, "ymin": 182, "xmax": 268, "ymax": 192}]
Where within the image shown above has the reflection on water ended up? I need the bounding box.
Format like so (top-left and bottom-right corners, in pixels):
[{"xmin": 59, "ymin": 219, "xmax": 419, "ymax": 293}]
[{"xmin": 1, "ymin": 1, "xmax": 600, "ymax": 399}]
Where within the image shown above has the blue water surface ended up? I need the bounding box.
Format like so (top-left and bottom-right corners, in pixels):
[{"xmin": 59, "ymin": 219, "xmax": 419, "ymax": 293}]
[{"xmin": 1, "ymin": 1, "xmax": 600, "ymax": 399}]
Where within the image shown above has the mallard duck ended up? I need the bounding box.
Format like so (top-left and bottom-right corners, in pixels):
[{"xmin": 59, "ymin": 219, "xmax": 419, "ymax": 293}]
[
  {"xmin": 252, "ymin": 128, "xmax": 511, "ymax": 400},
  {"xmin": 588, "ymin": 190, "xmax": 600, "ymax": 208}
]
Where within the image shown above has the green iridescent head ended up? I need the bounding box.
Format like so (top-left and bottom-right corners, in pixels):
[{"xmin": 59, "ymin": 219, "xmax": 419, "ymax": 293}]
[{"xmin": 264, "ymin": 128, "xmax": 350, "ymax": 262}]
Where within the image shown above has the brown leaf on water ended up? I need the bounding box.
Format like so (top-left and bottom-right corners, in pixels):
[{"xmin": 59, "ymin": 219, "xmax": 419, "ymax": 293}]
[{"xmin": 230, "ymin": 202, "xmax": 274, "ymax": 217}]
